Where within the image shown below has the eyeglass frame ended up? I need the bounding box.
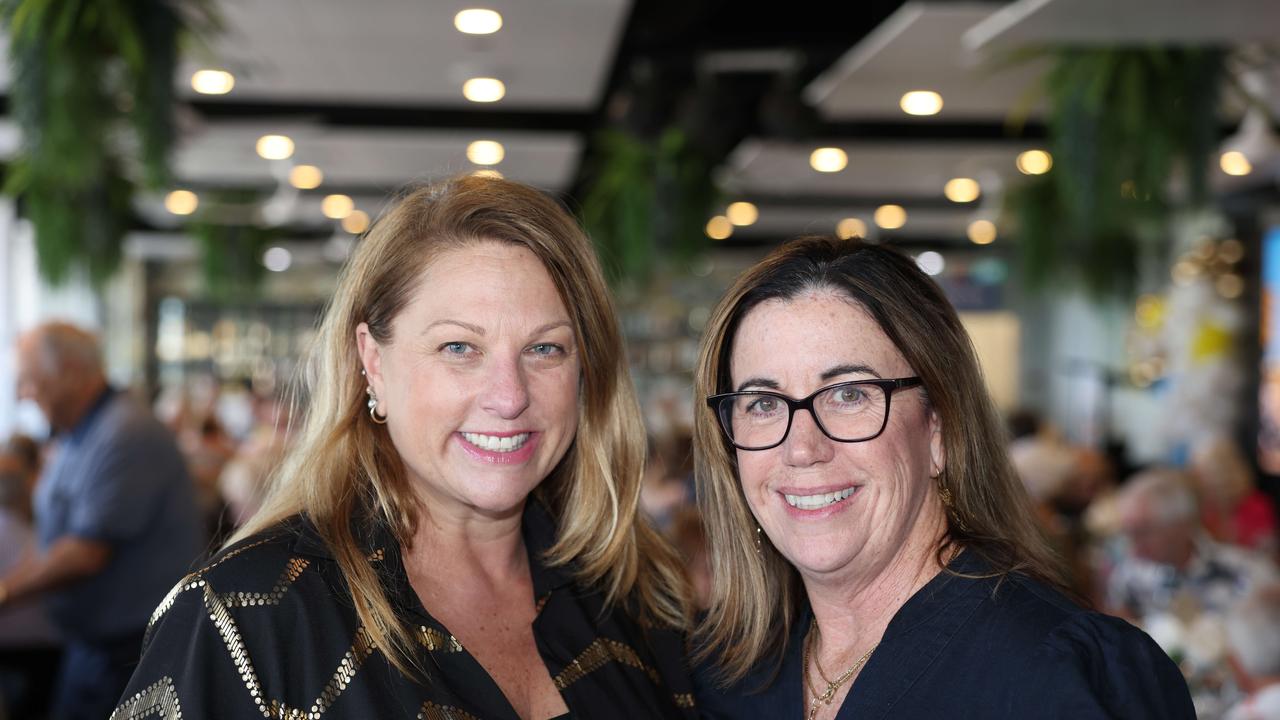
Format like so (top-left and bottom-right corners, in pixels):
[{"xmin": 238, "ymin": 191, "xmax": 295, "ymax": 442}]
[{"xmin": 705, "ymin": 377, "xmax": 924, "ymax": 451}]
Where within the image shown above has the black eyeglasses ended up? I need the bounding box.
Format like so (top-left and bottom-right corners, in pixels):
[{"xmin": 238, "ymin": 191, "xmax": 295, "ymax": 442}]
[{"xmin": 706, "ymin": 377, "xmax": 923, "ymax": 451}]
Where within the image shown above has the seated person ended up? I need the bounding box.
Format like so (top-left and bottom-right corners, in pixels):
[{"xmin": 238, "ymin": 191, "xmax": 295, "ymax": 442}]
[
  {"xmin": 1224, "ymin": 583, "xmax": 1280, "ymax": 720},
  {"xmin": 1107, "ymin": 468, "xmax": 1278, "ymax": 622}
]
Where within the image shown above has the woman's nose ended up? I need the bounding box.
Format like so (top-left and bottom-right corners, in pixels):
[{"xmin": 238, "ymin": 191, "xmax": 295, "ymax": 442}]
[
  {"xmin": 782, "ymin": 409, "xmax": 835, "ymax": 467},
  {"xmin": 479, "ymin": 357, "xmax": 531, "ymax": 419}
]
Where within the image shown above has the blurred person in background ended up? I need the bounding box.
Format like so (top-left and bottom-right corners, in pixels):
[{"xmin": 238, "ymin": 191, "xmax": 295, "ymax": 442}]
[
  {"xmin": 1223, "ymin": 583, "xmax": 1280, "ymax": 720},
  {"xmin": 667, "ymin": 505, "xmax": 712, "ymax": 610},
  {"xmin": 0, "ymin": 441, "xmax": 60, "ymax": 720},
  {"xmin": 183, "ymin": 414, "xmax": 237, "ymax": 543},
  {"xmin": 1190, "ymin": 435, "xmax": 1278, "ymax": 556},
  {"xmin": 115, "ymin": 176, "xmax": 695, "ymax": 719},
  {"xmin": 692, "ymin": 236, "xmax": 1191, "ymax": 719},
  {"xmin": 217, "ymin": 390, "xmax": 292, "ymax": 529},
  {"xmin": 0, "ymin": 322, "xmax": 202, "ymax": 720},
  {"xmin": 640, "ymin": 432, "xmax": 696, "ymax": 532},
  {"xmin": 1108, "ymin": 467, "xmax": 1277, "ymax": 622},
  {"xmin": 1, "ymin": 435, "xmax": 43, "ymax": 522}
]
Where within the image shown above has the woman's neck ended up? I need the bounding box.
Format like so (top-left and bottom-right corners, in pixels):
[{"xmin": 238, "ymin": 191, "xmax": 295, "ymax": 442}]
[
  {"xmin": 802, "ymin": 521, "xmax": 950, "ymax": 660},
  {"xmin": 403, "ymin": 500, "xmax": 530, "ymax": 586}
]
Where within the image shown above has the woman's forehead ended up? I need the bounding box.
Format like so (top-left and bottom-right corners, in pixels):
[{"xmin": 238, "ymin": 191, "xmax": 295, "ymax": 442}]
[{"xmin": 728, "ymin": 293, "xmax": 908, "ymax": 384}]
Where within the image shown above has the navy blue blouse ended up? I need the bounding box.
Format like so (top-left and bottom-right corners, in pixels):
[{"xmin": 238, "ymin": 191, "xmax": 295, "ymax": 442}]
[{"xmin": 695, "ymin": 550, "xmax": 1194, "ymax": 719}]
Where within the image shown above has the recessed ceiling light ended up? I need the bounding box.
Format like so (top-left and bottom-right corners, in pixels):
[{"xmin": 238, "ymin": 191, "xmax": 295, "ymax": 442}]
[
  {"xmin": 454, "ymin": 8, "xmax": 502, "ymax": 34},
  {"xmin": 256, "ymin": 135, "xmax": 294, "ymax": 160},
  {"xmin": 263, "ymin": 247, "xmax": 292, "ymax": 273},
  {"xmin": 944, "ymin": 178, "xmax": 980, "ymax": 203},
  {"xmin": 810, "ymin": 147, "xmax": 848, "ymax": 173},
  {"xmin": 967, "ymin": 219, "xmax": 997, "ymax": 245},
  {"xmin": 1220, "ymin": 150, "xmax": 1252, "ymax": 176},
  {"xmin": 836, "ymin": 218, "xmax": 867, "ymax": 240},
  {"xmin": 467, "ymin": 140, "xmax": 505, "ymax": 165},
  {"xmin": 705, "ymin": 216, "xmax": 733, "ymax": 240},
  {"xmin": 1016, "ymin": 150, "xmax": 1053, "ymax": 175},
  {"xmin": 463, "ymin": 77, "xmax": 505, "ymax": 103},
  {"xmin": 874, "ymin": 204, "xmax": 907, "ymax": 230},
  {"xmin": 191, "ymin": 69, "xmax": 234, "ymax": 95},
  {"xmin": 726, "ymin": 201, "xmax": 759, "ymax": 226},
  {"xmin": 289, "ymin": 165, "xmax": 323, "ymax": 190},
  {"xmin": 164, "ymin": 190, "xmax": 198, "ymax": 215},
  {"xmin": 900, "ymin": 91, "xmax": 943, "ymax": 116},
  {"xmin": 321, "ymin": 194, "xmax": 354, "ymax": 220},
  {"xmin": 916, "ymin": 251, "xmax": 945, "ymax": 276},
  {"xmin": 342, "ymin": 210, "xmax": 370, "ymax": 235}
]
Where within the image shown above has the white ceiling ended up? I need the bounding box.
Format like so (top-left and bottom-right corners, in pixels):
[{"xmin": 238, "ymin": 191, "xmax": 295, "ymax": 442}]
[
  {"xmin": 721, "ymin": 0, "xmax": 1280, "ymax": 246},
  {"xmin": 964, "ymin": 0, "xmax": 1280, "ymax": 49},
  {"xmin": 726, "ymin": 138, "xmax": 1032, "ymax": 199},
  {"xmin": 2, "ymin": 0, "xmax": 1276, "ymax": 249},
  {"xmin": 172, "ymin": 123, "xmax": 580, "ymax": 191},
  {"xmin": 176, "ymin": 0, "xmax": 630, "ymax": 108},
  {"xmin": 807, "ymin": 2, "xmax": 1049, "ymax": 121}
]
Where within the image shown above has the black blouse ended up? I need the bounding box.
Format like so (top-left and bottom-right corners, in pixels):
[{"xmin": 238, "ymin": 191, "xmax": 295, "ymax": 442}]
[
  {"xmin": 112, "ymin": 501, "xmax": 696, "ymax": 719},
  {"xmin": 695, "ymin": 550, "xmax": 1195, "ymax": 719}
]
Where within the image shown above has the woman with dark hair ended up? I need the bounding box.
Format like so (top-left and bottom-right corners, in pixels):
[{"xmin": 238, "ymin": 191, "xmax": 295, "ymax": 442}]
[
  {"xmin": 692, "ymin": 236, "xmax": 1192, "ymax": 718},
  {"xmin": 114, "ymin": 176, "xmax": 695, "ymax": 719}
]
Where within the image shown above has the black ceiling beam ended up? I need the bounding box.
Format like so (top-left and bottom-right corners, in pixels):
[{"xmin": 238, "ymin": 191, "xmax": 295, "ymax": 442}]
[
  {"xmin": 185, "ymin": 99, "xmax": 593, "ymax": 133},
  {"xmin": 813, "ymin": 119, "xmax": 1048, "ymax": 142},
  {"xmin": 742, "ymin": 192, "xmax": 978, "ymax": 211}
]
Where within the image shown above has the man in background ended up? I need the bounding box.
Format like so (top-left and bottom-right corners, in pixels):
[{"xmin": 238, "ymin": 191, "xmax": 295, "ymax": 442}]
[
  {"xmin": 0, "ymin": 322, "xmax": 201, "ymax": 720},
  {"xmin": 1108, "ymin": 468, "xmax": 1276, "ymax": 620}
]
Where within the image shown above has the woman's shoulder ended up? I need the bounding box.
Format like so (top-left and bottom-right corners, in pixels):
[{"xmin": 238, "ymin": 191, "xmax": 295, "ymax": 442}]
[
  {"xmin": 970, "ymin": 573, "xmax": 1195, "ymax": 717},
  {"xmin": 148, "ymin": 516, "xmax": 347, "ymax": 631},
  {"xmin": 982, "ymin": 570, "xmax": 1149, "ymax": 649}
]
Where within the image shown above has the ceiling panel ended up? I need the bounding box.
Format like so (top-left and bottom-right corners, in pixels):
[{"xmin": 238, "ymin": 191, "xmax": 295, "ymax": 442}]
[
  {"xmin": 964, "ymin": 0, "xmax": 1280, "ymax": 48},
  {"xmin": 725, "ymin": 138, "xmax": 1035, "ymax": 199},
  {"xmin": 806, "ymin": 2, "xmax": 1049, "ymax": 121},
  {"xmin": 172, "ymin": 123, "xmax": 580, "ymax": 191}
]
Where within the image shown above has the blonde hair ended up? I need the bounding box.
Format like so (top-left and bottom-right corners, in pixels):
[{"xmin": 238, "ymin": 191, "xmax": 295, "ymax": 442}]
[
  {"xmin": 692, "ymin": 236, "xmax": 1066, "ymax": 684},
  {"xmin": 233, "ymin": 175, "xmax": 690, "ymax": 674}
]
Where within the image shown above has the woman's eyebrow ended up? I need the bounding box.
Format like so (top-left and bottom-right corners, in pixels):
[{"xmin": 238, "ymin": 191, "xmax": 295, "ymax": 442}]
[
  {"xmin": 820, "ymin": 364, "xmax": 880, "ymax": 382},
  {"xmin": 735, "ymin": 377, "xmax": 781, "ymax": 392}
]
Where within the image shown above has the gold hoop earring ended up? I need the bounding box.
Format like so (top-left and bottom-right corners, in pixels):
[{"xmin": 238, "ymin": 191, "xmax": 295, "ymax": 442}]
[
  {"xmin": 366, "ymin": 386, "xmax": 387, "ymax": 424},
  {"xmin": 936, "ymin": 475, "xmax": 970, "ymax": 532}
]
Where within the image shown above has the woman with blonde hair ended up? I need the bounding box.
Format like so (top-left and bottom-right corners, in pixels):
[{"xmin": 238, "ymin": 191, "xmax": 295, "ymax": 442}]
[
  {"xmin": 691, "ymin": 236, "xmax": 1191, "ymax": 718},
  {"xmin": 114, "ymin": 176, "xmax": 695, "ymax": 719}
]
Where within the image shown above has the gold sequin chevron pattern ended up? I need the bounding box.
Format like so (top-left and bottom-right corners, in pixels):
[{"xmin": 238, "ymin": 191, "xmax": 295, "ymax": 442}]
[
  {"xmin": 120, "ymin": 543, "xmax": 384, "ymax": 719},
  {"xmin": 553, "ymin": 638, "xmax": 662, "ymax": 689},
  {"xmin": 108, "ymin": 676, "xmax": 183, "ymax": 720},
  {"xmin": 417, "ymin": 701, "xmax": 482, "ymax": 720},
  {"xmin": 417, "ymin": 625, "xmax": 464, "ymax": 653}
]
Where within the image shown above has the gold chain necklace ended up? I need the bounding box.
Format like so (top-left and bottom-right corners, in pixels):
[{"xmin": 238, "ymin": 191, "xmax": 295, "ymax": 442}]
[{"xmin": 802, "ymin": 621, "xmax": 878, "ymax": 720}]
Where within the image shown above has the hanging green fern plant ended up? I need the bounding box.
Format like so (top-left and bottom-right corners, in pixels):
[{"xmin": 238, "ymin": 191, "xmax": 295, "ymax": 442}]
[
  {"xmin": 579, "ymin": 127, "xmax": 719, "ymax": 286},
  {"xmin": 189, "ymin": 189, "xmax": 283, "ymax": 302},
  {"xmin": 2, "ymin": 0, "xmax": 215, "ymax": 286},
  {"xmin": 1004, "ymin": 48, "xmax": 1225, "ymax": 299}
]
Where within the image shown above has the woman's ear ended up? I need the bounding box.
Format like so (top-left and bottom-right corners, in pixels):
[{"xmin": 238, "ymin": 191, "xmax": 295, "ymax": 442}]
[
  {"xmin": 355, "ymin": 322, "xmax": 383, "ymax": 395},
  {"xmin": 929, "ymin": 409, "xmax": 946, "ymax": 478}
]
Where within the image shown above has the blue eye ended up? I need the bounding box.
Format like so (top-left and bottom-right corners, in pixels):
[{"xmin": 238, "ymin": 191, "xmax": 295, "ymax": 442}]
[
  {"xmin": 529, "ymin": 343, "xmax": 564, "ymax": 357},
  {"xmin": 441, "ymin": 342, "xmax": 471, "ymax": 355}
]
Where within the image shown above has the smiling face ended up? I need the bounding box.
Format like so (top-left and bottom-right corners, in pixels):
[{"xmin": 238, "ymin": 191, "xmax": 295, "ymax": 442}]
[
  {"xmin": 357, "ymin": 241, "xmax": 581, "ymax": 524},
  {"xmin": 728, "ymin": 290, "xmax": 947, "ymax": 581}
]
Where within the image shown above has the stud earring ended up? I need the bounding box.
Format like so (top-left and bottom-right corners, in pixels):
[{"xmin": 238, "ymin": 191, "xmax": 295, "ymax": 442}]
[{"xmin": 366, "ymin": 385, "xmax": 387, "ymax": 424}]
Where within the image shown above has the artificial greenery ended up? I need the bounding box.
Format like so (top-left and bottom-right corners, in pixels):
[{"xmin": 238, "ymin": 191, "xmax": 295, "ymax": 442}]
[
  {"xmin": 2, "ymin": 0, "xmax": 213, "ymax": 286},
  {"xmin": 580, "ymin": 127, "xmax": 719, "ymax": 285},
  {"xmin": 1004, "ymin": 48, "xmax": 1225, "ymax": 299}
]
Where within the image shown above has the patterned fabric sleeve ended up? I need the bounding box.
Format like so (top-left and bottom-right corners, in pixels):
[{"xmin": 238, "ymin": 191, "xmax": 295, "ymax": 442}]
[{"xmin": 110, "ymin": 571, "xmax": 266, "ymax": 720}]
